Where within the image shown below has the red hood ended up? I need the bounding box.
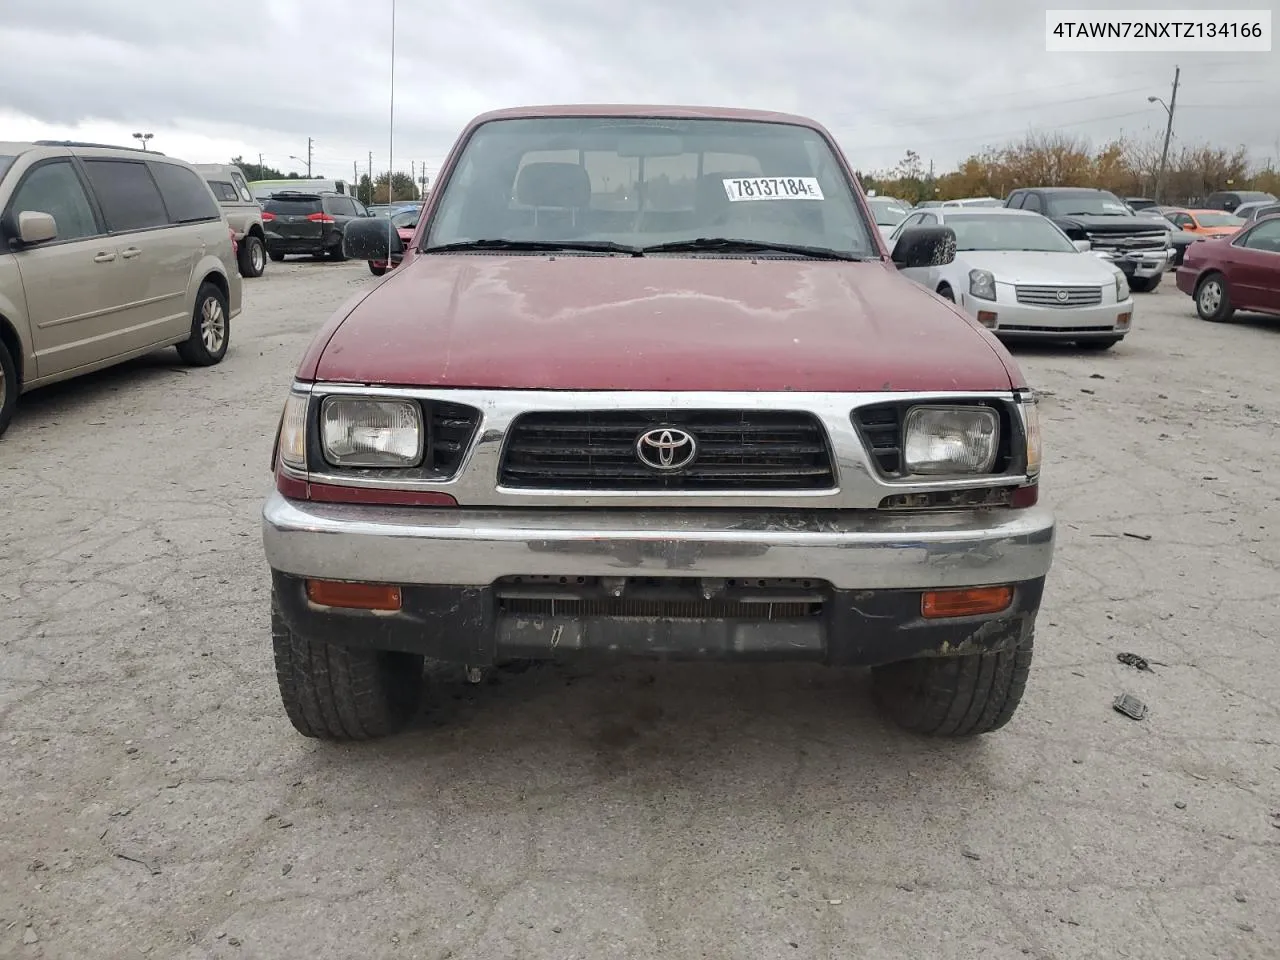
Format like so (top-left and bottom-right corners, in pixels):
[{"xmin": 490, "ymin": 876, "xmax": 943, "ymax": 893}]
[{"xmin": 307, "ymin": 255, "xmax": 1018, "ymax": 392}]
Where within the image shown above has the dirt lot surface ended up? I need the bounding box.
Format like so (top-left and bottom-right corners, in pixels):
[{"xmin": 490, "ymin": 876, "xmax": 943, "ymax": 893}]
[{"xmin": 2, "ymin": 261, "xmax": 1278, "ymax": 960}]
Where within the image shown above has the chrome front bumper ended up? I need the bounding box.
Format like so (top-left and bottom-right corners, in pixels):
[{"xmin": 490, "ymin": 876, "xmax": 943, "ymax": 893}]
[
  {"xmin": 1093, "ymin": 247, "xmax": 1173, "ymax": 278},
  {"xmin": 261, "ymin": 491, "xmax": 1055, "ymax": 591}
]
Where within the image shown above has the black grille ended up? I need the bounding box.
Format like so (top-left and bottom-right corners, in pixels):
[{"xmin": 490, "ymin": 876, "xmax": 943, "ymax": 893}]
[
  {"xmin": 1084, "ymin": 229, "xmax": 1168, "ymax": 253},
  {"xmin": 429, "ymin": 401, "xmax": 480, "ymax": 474},
  {"xmin": 499, "ymin": 410, "xmax": 835, "ymax": 490},
  {"xmin": 853, "ymin": 400, "xmax": 1016, "ymax": 477}
]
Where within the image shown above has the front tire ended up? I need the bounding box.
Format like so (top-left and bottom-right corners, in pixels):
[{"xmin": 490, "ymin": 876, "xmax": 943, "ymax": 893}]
[
  {"xmin": 872, "ymin": 632, "xmax": 1034, "ymax": 737},
  {"xmin": 1195, "ymin": 272, "xmax": 1234, "ymax": 322},
  {"xmin": 175, "ymin": 282, "xmax": 229, "ymax": 366},
  {"xmin": 238, "ymin": 235, "xmax": 266, "ymax": 278},
  {"xmin": 0, "ymin": 338, "xmax": 18, "ymax": 438},
  {"xmin": 271, "ymin": 595, "xmax": 424, "ymax": 740},
  {"xmin": 1129, "ymin": 275, "xmax": 1161, "ymax": 293}
]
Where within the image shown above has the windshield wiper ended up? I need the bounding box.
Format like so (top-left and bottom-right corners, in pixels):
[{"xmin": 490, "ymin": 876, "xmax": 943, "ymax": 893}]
[
  {"xmin": 641, "ymin": 237, "xmax": 863, "ymax": 260},
  {"xmin": 420, "ymin": 239, "xmax": 643, "ymax": 255}
]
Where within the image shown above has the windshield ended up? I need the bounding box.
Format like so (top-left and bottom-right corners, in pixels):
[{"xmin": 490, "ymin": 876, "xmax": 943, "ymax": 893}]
[
  {"xmin": 0, "ymin": 155, "xmax": 14, "ymax": 182},
  {"xmin": 1045, "ymin": 192, "xmax": 1130, "ymax": 217},
  {"xmin": 946, "ymin": 214, "xmax": 1076, "ymax": 253},
  {"xmin": 867, "ymin": 197, "xmax": 910, "ymax": 226},
  {"xmin": 425, "ymin": 116, "xmax": 874, "ymax": 256},
  {"xmin": 391, "ymin": 210, "xmax": 418, "ymax": 228},
  {"xmin": 1195, "ymin": 211, "xmax": 1243, "ymax": 227}
]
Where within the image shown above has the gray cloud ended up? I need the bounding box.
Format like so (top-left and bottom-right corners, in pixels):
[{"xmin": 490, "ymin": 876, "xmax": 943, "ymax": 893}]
[{"xmin": 0, "ymin": 0, "xmax": 1275, "ymax": 177}]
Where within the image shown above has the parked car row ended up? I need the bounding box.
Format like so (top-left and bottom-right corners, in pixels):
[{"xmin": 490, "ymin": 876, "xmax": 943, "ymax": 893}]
[{"xmin": 888, "ymin": 206, "xmax": 1134, "ymax": 349}]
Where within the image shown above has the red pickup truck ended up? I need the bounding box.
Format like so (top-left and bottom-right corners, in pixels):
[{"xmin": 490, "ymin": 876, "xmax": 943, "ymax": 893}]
[{"xmin": 263, "ymin": 105, "xmax": 1054, "ymax": 742}]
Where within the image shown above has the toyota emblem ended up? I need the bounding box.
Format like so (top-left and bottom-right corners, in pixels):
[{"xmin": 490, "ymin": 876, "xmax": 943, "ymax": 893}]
[
  {"xmin": 1055, "ymin": 289, "xmax": 1070, "ymax": 302},
  {"xmin": 635, "ymin": 427, "xmax": 698, "ymax": 471}
]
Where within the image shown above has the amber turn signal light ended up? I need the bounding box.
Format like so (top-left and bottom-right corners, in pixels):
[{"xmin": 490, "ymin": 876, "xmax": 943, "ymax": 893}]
[
  {"xmin": 976, "ymin": 311, "xmax": 998, "ymax": 328},
  {"xmin": 921, "ymin": 585, "xmax": 1013, "ymax": 618},
  {"xmin": 305, "ymin": 579, "xmax": 402, "ymax": 611}
]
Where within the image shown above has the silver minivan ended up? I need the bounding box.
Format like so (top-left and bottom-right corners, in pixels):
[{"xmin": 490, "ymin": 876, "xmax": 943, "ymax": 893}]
[{"xmin": 0, "ymin": 141, "xmax": 242, "ymax": 437}]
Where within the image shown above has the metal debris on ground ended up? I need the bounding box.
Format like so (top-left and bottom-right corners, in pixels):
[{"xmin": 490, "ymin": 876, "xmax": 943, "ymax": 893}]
[
  {"xmin": 1122, "ymin": 532, "xmax": 1153, "ymax": 541},
  {"xmin": 1113, "ymin": 692, "xmax": 1148, "ymax": 720},
  {"xmin": 1117, "ymin": 652, "xmax": 1152, "ymax": 671}
]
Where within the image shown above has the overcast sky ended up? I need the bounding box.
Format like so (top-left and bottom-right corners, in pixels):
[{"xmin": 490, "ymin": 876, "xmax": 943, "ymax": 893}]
[{"xmin": 0, "ymin": 0, "xmax": 1276, "ymax": 182}]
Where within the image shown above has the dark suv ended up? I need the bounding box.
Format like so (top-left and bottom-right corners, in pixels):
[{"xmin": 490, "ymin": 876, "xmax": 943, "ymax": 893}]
[
  {"xmin": 1203, "ymin": 190, "xmax": 1276, "ymax": 213},
  {"xmin": 262, "ymin": 191, "xmax": 369, "ymax": 261},
  {"xmin": 1005, "ymin": 187, "xmax": 1173, "ymax": 292}
]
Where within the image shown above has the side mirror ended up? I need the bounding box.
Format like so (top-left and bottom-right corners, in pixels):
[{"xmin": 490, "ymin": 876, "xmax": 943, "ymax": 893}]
[
  {"xmin": 891, "ymin": 225, "xmax": 956, "ymax": 269},
  {"xmin": 1072, "ymin": 239, "xmax": 1092, "ymax": 253},
  {"xmin": 17, "ymin": 211, "xmax": 57, "ymax": 245},
  {"xmin": 343, "ymin": 216, "xmax": 405, "ymax": 261}
]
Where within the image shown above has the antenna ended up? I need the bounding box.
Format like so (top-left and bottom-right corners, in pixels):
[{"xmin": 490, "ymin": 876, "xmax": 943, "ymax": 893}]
[{"xmin": 387, "ymin": 0, "xmax": 397, "ymax": 259}]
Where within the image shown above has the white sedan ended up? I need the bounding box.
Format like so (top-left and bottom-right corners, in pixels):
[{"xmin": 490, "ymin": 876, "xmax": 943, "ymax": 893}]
[
  {"xmin": 889, "ymin": 206, "xmax": 1135, "ymax": 350},
  {"xmin": 866, "ymin": 196, "xmax": 912, "ymax": 244}
]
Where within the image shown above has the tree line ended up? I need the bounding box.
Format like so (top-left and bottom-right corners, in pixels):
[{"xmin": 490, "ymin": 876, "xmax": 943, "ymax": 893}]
[{"xmin": 858, "ymin": 134, "xmax": 1280, "ymax": 206}]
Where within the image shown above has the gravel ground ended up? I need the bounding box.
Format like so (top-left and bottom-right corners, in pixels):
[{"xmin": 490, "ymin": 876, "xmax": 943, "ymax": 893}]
[{"xmin": 2, "ymin": 260, "xmax": 1277, "ymax": 960}]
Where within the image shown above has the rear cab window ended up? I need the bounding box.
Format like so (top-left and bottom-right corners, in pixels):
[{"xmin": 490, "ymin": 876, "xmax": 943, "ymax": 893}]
[
  {"xmin": 81, "ymin": 159, "xmax": 169, "ymax": 232},
  {"xmin": 210, "ymin": 180, "xmax": 239, "ymax": 202},
  {"xmin": 230, "ymin": 172, "xmax": 254, "ymax": 202}
]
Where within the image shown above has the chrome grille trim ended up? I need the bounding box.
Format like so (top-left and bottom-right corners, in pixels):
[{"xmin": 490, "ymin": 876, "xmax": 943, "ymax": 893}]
[
  {"xmin": 288, "ymin": 384, "xmax": 1036, "ymax": 509},
  {"xmin": 1015, "ymin": 285, "xmax": 1104, "ymax": 307}
]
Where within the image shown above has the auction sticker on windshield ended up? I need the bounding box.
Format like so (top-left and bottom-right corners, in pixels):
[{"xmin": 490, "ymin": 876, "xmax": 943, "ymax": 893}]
[{"xmin": 723, "ymin": 177, "xmax": 824, "ymax": 202}]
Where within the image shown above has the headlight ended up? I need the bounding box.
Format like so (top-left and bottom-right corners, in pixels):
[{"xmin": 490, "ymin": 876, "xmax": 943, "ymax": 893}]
[
  {"xmin": 1114, "ymin": 271, "xmax": 1129, "ymax": 301},
  {"xmin": 321, "ymin": 397, "xmax": 423, "ymax": 467},
  {"xmin": 1020, "ymin": 394, "xmax": 1041, "ymax": 477},
  {"xmin": 277, "ymin": 393, "xmax": 309, "ymax": 470},
  {"xmin": 969, "ymin": 269, "xmax": 996, "ymax": 301},
  {"xmin": 903, "ymin": 405, "xmax": 999, "ymax": 475}
]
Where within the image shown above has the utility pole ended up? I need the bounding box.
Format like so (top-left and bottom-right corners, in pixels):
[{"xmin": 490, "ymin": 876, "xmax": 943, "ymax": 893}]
[
  {"xmin": 306, "ymin": 137, "xmax": 313, "ymax": 178},
  {"xmin": 368, "ymin": 151, "xmax": 374, "ymax": 203},
  {"xmin": 257, "ymin": 152, "xmax": 263, "ymax": 178},
  {"xmin": 1153, "ymin": 65, "xmax": 1180, "ymax": 204},
  {"xmin": 411, "ymin": 161, "xmax": 416, "ymax": 197}
]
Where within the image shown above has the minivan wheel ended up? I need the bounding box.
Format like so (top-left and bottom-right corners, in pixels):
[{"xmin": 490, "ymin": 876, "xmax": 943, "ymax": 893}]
[
  {"xmin": 239, "ymin": 235, "xmax": 266, "ymax": 278},
  {"xmin": 0, "ymin": 339, "xmax": 18, "ymax": 438},
  {"xmin": 176, "ymin": 282, "xmax": 230, "ymax": 366},
  {"xmin": 328, "ymin": 240, "xmax": 347, "ymax": 262}
]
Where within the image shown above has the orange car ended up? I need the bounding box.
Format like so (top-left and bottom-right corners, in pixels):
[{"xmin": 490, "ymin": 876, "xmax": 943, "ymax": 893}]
[{"xmin": 1160, "ymin": 207, "xmax": 1245, "ymax": 238}]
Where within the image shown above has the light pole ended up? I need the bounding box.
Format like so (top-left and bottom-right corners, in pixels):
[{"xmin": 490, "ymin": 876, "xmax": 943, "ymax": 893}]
[
  {"xmin": 131, "ymin": 132, "xmax": 153, "ymax": 151},
  {"xmin": 289, "ymin": 138, "xmax": 314, "ymax": 178},
  {"xmin": 1148, "ymin": 65, "xmax": 1180, "ymax": 203}
]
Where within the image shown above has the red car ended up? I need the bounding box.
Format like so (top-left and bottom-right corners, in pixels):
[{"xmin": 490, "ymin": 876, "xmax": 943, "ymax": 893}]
[
  {"xmin": 368, "ymin": 210, "xmax": 418, "ymax": 276},
  {"xmin": 1176, "ymin": 214, "xmax": 1280, "ymax": 321},
  {"xmin": 262, "ymin": 104, "xmax": 1054, "ymax": 743}
]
